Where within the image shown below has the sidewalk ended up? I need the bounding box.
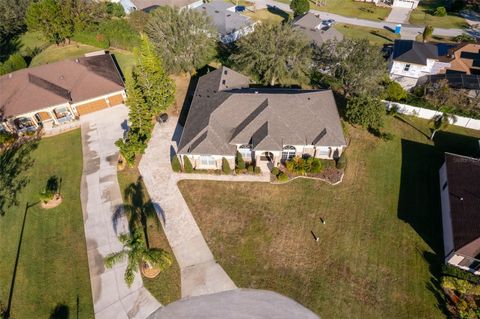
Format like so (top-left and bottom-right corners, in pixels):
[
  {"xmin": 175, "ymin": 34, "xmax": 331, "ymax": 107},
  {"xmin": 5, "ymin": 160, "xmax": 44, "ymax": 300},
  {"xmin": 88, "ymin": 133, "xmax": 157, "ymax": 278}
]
[{"xmin": 139, "ymin": 118, "xmax": 237, "ymax": 298}]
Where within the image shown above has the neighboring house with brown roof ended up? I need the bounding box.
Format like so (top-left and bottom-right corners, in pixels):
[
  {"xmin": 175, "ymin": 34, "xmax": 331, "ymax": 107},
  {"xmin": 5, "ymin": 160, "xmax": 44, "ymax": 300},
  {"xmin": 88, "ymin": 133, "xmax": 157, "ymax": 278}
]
[
  {"xmin": 440, "ymin": 153, "xmax": 480, "ymax": 274},
  {"xmin": 292, "ymin": 13, "xmax": 343, "ymax": 47},
  {"xmin": 177, "ymin": 66, "xmax": 347, "ymax": 171},
  {"xmin": 0, "ymin": 53, "xmax": 126, "ymax": 133}
]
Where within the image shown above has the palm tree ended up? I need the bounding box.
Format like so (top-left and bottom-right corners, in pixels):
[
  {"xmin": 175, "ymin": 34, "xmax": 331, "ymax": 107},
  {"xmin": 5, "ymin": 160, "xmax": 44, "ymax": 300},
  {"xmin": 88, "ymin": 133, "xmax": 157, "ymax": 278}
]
[
  {"xmin": 113, "ymin": 177, "xmax": 159, "ymax": 248},
  {"xmin": 430, "ymin": 109, "xmax": 457, "ymax": 140},
  {"xmin": 104, "ymin": 229, "xmax": 172, "ymax": 287}
]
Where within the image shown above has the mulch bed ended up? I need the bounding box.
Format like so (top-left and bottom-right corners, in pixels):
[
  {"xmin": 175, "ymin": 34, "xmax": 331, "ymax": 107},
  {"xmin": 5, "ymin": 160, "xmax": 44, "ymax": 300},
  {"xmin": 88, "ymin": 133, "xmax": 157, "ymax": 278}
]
[
  {"xmin": 40, "ymin": 194, "xmax": 63, "ymax": 209},
  {"xmin": 281, "ymin": 166, "xmax": 344, "ymax": 184}
]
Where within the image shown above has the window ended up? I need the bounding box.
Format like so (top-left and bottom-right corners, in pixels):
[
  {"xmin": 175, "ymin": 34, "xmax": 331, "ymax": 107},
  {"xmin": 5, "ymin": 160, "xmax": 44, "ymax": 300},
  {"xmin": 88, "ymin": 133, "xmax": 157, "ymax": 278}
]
[
  {"xmin": 282, "ymin": 145, "xmax": 296, "ymax": 161},
  {"xmin": 317, "ymin": 147, "xmax": 330, "ymax": 157},
  {"xmin": 238, "ymin": 145, "xmax": 252, "ymax": 160},
  {"xmin": 404, "ymin": 64, "xmax": 411, "ymax": 72},
  {"xmin": 200, "ymin": 156, "xmax": 216, "ymax": 166}
]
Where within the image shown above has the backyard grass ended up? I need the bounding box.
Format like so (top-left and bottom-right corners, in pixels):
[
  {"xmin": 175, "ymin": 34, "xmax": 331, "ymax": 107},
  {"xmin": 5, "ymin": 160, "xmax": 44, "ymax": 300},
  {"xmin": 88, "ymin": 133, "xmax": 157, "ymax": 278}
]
[
  {"xmin": 178, "ymin": 116, "xmax": 480, "ymax": 318},
  {"xmin": 0, "ymin": 130, "xmax": 93, "ymax": 318},
  {"xmin": 335, "ymin": 23, "xmax": 400, "ymax": 46},
  {"xmin": 409, "ymin": 0, "xmax": 468, "ymax": 28},
  {"xmin": 415, "ymin": 34, "xmax": 457, "ymax": 42},
  {"xmin": 19, "ymin": 31, "xmax": 49, "ymax": 54},
  {"xmin": 117, "ymin": 165, "xmax": 181, "ymax": 305},
  {"xmin": 243, "ymin": 8, "xmax": 290, "ymax": 24},
  {"xmin": 276, "ymin": 0, "xmax": 391, "ymax": 21}
]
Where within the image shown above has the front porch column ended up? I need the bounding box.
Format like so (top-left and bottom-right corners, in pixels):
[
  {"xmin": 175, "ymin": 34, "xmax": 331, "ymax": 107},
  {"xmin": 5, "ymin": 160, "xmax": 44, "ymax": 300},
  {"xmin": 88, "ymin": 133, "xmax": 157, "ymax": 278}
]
[
  {"xmin": 66, "ymin": 104, "xmax": 76, "ymax": 118},
  {"xmin": 30, "ymin": 115, "xmax": 39, "ymax": 128},
  {"xmin": 48, "ymin": 110, "xmax": 59, "ymax": 125}
]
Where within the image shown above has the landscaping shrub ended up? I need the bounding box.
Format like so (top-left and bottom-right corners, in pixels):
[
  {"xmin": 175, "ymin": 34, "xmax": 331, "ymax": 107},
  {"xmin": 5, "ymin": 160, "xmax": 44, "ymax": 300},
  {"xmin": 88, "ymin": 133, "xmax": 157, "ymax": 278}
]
[
  {"xmin": 236, "ymin": 151, "xmax": 245, "ymax": 169},
  {"xmin": 271, "ymin": 167, "xmax": 280, "ymax": 176},
  {"xmin": 383, "ymin": 81, "xmax": 407, "ymax": 102},
  {"xmin": 171, "ymin": 155, "xmax": 181, "ymax": 172},
  {"xmin": 320, "ymin": 159, "xmax": 336, "ymax": 169},
  {"xmin": 222, "ymin": 157, "xmax": 231, "ymax": 174},
  {"xmin": 254, "ymin": 166, "xmax": 261, "ymax": 174},
  {"xmin": 441, "ymin": 276, "xmax": 480, "ymax": 296},
  {"xmin": 0, "ymin": 131, "xmax": 15, "ymax": 145},
  {"xmin": 183, "ymin": 155, "xmax": 193, "ymax": 173},
  {"xmin": 442, "ymin": 264, "xmax": 480, "ymax": 284},
  {"xmin": 106, "ymin": 2, "xmax": 125, "ymax": 17},
  {"xmin": 434, "ymin": 6, "xmax": 447, "ymax": 16},
  {"xmin": 336, "ymin": 153, "xmax": 347, "ymax": 170},
  {"xmin": 99, "ymin": 19, "xmax": 140, "ymax": 51},
  {"xmin": 285, "ymin": 156, "xmax": 322, "ymax": 175},
  {"xmin": 0, "ymin": 53, "xmax": 27, "ymax": 75},
  {"xmin": 277, "ymin": 172, "xmax": 288, "ymax": 182},
  {"xmin": 247, "ymin": 165, "xmax": 254, "ymax": 173}
]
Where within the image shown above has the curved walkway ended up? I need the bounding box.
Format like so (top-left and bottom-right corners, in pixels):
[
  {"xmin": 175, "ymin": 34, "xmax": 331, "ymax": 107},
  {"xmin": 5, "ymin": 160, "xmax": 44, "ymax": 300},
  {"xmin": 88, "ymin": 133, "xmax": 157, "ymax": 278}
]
[
  {"xmin": 138, "ymin": 118, "xmax": 239, "ymax": 298},
  {"xmin": 80, "ymin": 105, "xmax": 160, "ymax": 319}
]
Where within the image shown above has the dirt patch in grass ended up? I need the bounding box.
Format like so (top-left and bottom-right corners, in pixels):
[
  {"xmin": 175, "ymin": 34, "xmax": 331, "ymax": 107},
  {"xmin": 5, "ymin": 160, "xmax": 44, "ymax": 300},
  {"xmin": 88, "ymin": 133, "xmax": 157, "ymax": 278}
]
[
  {"xmin": 179, "ymin": 116, "xmax": 480, "ymax": 318},
  {"xmin": 170, "ymin": 73, "xmax": 191, "ymax": 117}
]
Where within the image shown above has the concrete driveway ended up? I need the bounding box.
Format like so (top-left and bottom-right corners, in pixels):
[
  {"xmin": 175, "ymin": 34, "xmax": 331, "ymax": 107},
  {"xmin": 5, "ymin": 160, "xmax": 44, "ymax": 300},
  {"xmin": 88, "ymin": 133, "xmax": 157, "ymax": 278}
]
[
  {"xmin": 80, "ymin": 105, "xmax": 161, "ymax": 319},
  {"xmin": 386, "ymin": 7, "xmax": 412, "ymax": 24}
]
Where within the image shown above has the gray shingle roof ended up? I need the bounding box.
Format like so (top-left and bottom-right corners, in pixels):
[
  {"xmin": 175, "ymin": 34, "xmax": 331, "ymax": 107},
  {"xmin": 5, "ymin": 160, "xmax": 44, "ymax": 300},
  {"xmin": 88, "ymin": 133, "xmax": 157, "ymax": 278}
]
[
  {"xmin": 177, "ymin": 67, "xmax": 346, "ymax": 156},
  {"xmin": 196, "ymin": 0, "xmax": 253, "ymax": 35},
  {"xmin": 293, "ymin": 13, "xmax": 343, "ymax": 46},
  {"xmin": 392, "ymin": 39, "xmax": 454, "ymax": 65}
]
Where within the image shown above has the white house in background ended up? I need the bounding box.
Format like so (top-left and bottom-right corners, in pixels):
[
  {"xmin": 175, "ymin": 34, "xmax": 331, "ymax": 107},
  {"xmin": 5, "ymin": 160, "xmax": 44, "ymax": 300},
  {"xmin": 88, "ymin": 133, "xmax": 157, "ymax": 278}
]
[
  {"xmin": 196, "ymin": 1, "xmax": 256, "ymax": 44},
  {"xmin": 388, "ymin": 40, "xmax": 453, "ymax": 90},
  {"xmin": 440, "ymin": 153, "xmax": 480, "ymax": 275},
  {"xmin": 356, "ymin": 0, "xmax": 419, "ymax": 9},
  {"xmin": 115, "ymin": 0, "xmax": 203, "ymax": 14}
]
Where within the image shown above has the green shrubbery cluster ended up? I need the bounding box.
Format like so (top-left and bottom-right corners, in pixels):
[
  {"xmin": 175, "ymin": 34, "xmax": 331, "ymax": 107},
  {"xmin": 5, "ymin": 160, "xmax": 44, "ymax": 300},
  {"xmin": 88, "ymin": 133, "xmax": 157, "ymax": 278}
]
[
  {"xmin": 171, "ymin": 155, "xmax": 181, "ymax": 172},
  {"xmin": 222, "ymin": 157, "xmax": 231, "ymax": 174},
  {"xmin": 183, "ymin": 155, "xmax": 193, "ymax": 173},
  {"xmin": 235, "ymin": 151, "xmax": 245, "ymax": 169},
  {"xmin": 0, "ymin": 53, "xmax": 27, "ymax": 75},
  {"xmin": 285, "ymin": 156, "xmax": 322, "ymax": 175},
  {"xmin": 336, "ymin": 153, "xmax": 347, "ymax": 170}
]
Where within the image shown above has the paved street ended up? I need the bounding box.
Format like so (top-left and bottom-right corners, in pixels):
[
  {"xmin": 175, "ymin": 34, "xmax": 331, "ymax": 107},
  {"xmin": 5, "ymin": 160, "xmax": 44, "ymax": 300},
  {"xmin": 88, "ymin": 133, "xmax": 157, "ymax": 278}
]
[
  {"xmin": 138, "ymin": 118, "xmax": 238, "ymax": 298},
  {"xmin": 80, "ymin": 105, "xmax": 161, "ymax": 319}
]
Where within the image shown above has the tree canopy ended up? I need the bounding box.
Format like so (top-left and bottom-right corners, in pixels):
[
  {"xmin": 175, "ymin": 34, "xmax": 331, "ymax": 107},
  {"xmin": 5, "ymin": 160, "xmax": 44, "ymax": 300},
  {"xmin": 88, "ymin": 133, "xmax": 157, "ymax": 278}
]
[
  {"xmin": 231, "ymin": 23, "xmax": 312, "ymax": 86},
  {"xmin": 0, "ymin": 0, "xmax": 29, "ymax": 44},
  {"xmin": 145, "ymin": 6, "xmax": 217, "ymax": 74},
  {"xmin": 313, "ymin": 39, "xmax": 386, "ymax": 97},
  {"xmin": 345, "ymin": 95, "xmax": 385, "ymax": 130},
  {"xmin": 290, "ymin": 0, "xmax": 310, "ymax": 17}
]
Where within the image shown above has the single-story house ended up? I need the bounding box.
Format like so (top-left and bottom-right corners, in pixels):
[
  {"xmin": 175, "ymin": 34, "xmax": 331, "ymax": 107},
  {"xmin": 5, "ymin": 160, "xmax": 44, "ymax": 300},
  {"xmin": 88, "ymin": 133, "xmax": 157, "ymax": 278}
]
[
  {"xmin": 356, "ymin": 0, "xmax": 419, "ymax": 9},
  {"xmin": 196, "ymin": 1, "xmax": 256, "ymax": 44},
  {"xmin": 292, "ymin": 13, "xmax": 343, "ymax": 47},
  {"xmin": 116, "ymin": 0, "xmax": 203, "ymax": 14},
  {"xmin": 440, "ymin": 153, "xmax": 480, "ymax": 274},
  {"xmin": 0, "ymin": 53, "xmax": 126, "ymax": 133},
  {"xmin": 177, "ymin": 66, "xmax": 347, "ymax": 170}
]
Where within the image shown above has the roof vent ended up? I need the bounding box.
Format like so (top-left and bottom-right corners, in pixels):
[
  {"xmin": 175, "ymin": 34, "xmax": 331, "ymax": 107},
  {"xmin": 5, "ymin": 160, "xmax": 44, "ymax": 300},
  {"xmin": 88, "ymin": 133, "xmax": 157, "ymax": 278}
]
[
  {"xmin": 8, "ymin": 73, "xmax": 12, "ymax": 79},
  {"xmin": 254, "ymin": 91, "xmax": 258, "ymax": 94},
  {"xmin": 222, "ymin": 79, "xmax": 226, "ymax": 85},
  {"xmin": 215, "ymin": 10, "xmax": 219, "ymax": 13},
  {"xmin": 227, "ymin": 14, "xmax": 231, "ymax": 17},
  {"xmin": 75, "ymin": 59, "xmax": 79, "ymax": 63},
  {"xmin": 60, "ymin": 75, "xmax": 64, "ymax": 80},
  {"xmin": 307, "ymin": 97, "xmax": 310, "ymax": 100}
]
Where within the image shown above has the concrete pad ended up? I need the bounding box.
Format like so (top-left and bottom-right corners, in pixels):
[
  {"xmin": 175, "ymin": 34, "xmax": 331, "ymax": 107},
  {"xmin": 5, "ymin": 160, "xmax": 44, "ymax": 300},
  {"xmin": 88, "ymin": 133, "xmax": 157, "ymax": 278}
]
[
  {"xmin": 386, "ymin": 7, "xmax": 412, "ymax": 24},
  {"xmin": 80, "ymin": 105, "xmax": 161, "ymax": 318}
]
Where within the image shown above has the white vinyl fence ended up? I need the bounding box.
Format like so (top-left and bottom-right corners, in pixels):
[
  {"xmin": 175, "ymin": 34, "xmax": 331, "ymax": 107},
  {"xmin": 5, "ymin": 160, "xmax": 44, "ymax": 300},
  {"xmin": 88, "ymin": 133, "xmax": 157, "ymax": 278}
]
[{"xmin": 384, "ymin": 101, "xmax": 480, "ymax": 131}]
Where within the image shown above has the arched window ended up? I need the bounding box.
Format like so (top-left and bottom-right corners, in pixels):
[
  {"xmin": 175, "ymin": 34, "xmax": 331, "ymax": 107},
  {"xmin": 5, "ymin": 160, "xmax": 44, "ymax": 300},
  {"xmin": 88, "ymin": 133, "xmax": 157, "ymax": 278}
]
[
  {"xmin": 282, "ymin": 145, "xmax": 296, "ymax": 161},
  {"xmin": 239, "ymin": 144, "xmax": 252, "ymax": 161}
]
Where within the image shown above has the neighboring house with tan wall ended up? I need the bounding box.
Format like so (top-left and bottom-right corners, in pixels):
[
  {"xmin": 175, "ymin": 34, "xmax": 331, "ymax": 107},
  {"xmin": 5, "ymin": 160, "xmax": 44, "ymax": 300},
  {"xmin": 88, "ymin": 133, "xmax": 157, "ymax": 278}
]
[
  {"xmin": 177, "ymin": 67, "xmax": 347, "ymax": 170},
  {"xmin": 0, "ymin": 53, "xmax": 126, "ymax": 134},
  {"xmin": 440, "ymin": 153, "xmax": 480, "ymax": 274}
]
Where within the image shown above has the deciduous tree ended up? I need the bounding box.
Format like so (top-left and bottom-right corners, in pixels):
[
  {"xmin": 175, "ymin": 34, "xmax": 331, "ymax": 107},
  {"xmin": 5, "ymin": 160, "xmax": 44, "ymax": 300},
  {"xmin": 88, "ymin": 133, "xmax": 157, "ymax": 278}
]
[
  {"xmin": 422, "ymin": 25, "xmax": 433, "ymax": 42},
  {"xmin": 345, "ymin": 95, "xmax": 385, "ymax": 130},
  {"xmin": 0, "ymin": 0, "xmax": 29, "ymax": 43},
  {"xmin": 290, "ymin": 0, "xmax": 310, "ymax": 17},
  {"xmin": 313, "ymin": 39, "xmax": 386, "ymax": 96},
  {"xmin": 231, "ymin": 23, "xmax": 312, "ymax": 86},
  {"xmin": 146, "ymin": 6, "xmax": 217, "ymax": 74}
]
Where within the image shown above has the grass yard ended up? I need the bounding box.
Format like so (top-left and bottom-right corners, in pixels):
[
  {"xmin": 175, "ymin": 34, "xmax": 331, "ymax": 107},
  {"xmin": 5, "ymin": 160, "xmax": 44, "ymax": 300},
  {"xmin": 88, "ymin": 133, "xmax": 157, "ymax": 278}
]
[
  {"xmin": 276, "ymin": 0, "xmax": 391, "ymax": 21},
  {"xmin": 415, "ymin": 34, "xmax": 457, "ymax": 42},
  {"xmin": 178, "ymin": 116, "xmax": 480, "ymax": 318},
  {"xmin": 335, "ymin": 23, "xmax": 400, "ymax": 46},
  {"xmin": 19, "ymin": 31, "xmax": 49, "ymax": 54},
  {"xmin": 117, "ymin": 165, "xmax": 181, "ymax": 305},
  {"xmin": 409, "ymin": 0, "xmax": 468, "ymax": 28},
  {"xmin": 243, "ymin": 8, "xmax": 290, "ymax": 24},
  {"xmin": 0, "ymin": 130, "xmax": 93, "ymax": 318}
]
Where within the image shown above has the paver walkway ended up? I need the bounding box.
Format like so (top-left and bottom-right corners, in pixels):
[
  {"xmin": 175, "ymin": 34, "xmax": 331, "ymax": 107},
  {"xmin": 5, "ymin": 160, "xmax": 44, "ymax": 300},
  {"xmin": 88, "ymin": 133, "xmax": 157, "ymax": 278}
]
[
  {"xmin": 139, "ymin": 118, "xmax": 239, "ymax": 298},
  {"xmin": 80, "ymin": 105, "xmax": 160, "ymax": 319}
]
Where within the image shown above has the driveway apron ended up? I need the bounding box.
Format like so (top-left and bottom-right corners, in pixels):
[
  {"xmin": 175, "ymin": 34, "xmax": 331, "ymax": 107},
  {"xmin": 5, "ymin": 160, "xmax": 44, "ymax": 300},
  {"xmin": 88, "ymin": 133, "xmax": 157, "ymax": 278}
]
[{"xmin": 80, "ymin": 105, "xmax": 161, "ymax": 319}]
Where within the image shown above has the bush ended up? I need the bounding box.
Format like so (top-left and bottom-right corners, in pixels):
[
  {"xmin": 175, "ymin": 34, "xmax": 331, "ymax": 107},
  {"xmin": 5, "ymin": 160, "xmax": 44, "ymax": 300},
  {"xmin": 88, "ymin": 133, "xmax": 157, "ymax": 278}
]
[
  {"xmin": 441, "ymin": 276, "xmax": 480, "ymax": 296},
  {"xmin": 99, "ymin": 19, "xmax": 140, "ymax": 51},
  {"xmin": 171, "ymin": 155, "xmax": 181, "ymax": 172},
  {"xmin": 271, "ymin": 167, "xmax": 280, "ymax": 176},
  {"xmin": 320, "ymin": 159, "xmax": 336, "ymax": 169},
  {"xmin": 345, "ymin": 95, "xmax": 385, "ymax": 130},
  {"xmin": 0, "ymin": 53, "xmax": 27, "ymax": 75},
  {"xmin": 336, "ymin": 153, "xmax": 347, "ymax": 170},
  {"xmin": 247, "ymin": 165, "xmax": 254, "ymax": 173},
  {"xmin": 383, "ymin": 81, "xmax": 408, "ymax": 102},
  {"xmin": 422, "ymin": 25, "xmax": 434, "ymax": 42},
  {"xmin": 442, "ymin": 264, "xmax": 480, "ymax": 284},
  {"xmin": 254, "ymin": 166, "xmax": 261, "ymax": 174},
  {"xmin": 236, "ymin": 151, "xmax": 245, "ymax": 169},
  {"xmin": 434, "ymin": 6, "xmax": 447, "ymax": 16},
  {"xmin": 277, "ymin": 172, "xmax": 289, "ymax": 182},
  {"xmin": 454, "ymin": 33, "xmax": 476, "ymax": 43},
  {"xmin": 106, "ymin": 2, "xmax": 125, "ymax": 17},
  {"xmin": 285, "ymin": 156, "xmax": 322, "ymax": 174},
  {"xmin": 72, "ymin": 30, "xmax": 109, "ymax": 49},
  {"xmin": 183, "ymin": 155, "xmax": 193, "ymax": 173},
  {"xmin": 128, "ymin": 10, "xmax": 151, "ymax": 32},
  {"xmin": 222, "ymin": 157, "xmax": 231, "ymax": 174},
  {"xmin": 0, "ymin": 131, "xmax": 15, "ymax": 145}
]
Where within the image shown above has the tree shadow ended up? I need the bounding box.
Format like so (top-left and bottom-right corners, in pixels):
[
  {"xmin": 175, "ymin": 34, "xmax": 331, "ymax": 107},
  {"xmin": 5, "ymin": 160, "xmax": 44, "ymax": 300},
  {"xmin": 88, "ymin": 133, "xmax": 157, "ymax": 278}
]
[
  {"xmin": 393, "ymin": 115, "xmax": 430, "ymax": 139},
  {"xmin": 369, "ymin": 30, "xmax": 394, "ymax": 43},
  {"xmin": 0, "ymin": 136, "xmax": 39, "ymax": 216},
  {"xmin": 422, "ymin": 250, "xmax": 450, "ymax": 316},
  {"xmin": 0, "ymin": 37, "xmax": 22, "ymax": 62},
  {"xmin": 266, "ymin": 6, "xmax": 290, "ymax": 22},
  {"xmin": 49, "ymin": 303, "xmax": 69, "ymax": 319}
]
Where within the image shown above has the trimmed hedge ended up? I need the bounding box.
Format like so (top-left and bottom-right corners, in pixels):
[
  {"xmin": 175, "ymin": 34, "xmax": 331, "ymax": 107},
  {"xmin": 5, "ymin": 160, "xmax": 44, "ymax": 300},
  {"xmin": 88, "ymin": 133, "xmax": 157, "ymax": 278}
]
[
  {"xmin": 222, "ymin": 157, "xmax": 231, "ymax": 174},
  {"xmin": 277, "ymin": 172, "xmax": 288, "ymax": 182},
  {"xmin": 271, "ymin": 167, "xmax": 279, "ymax": 176},
  {"xmin": 254, "ymin": 166, "xmax": 261, "ymax": 174},
  {"xmin": 171, "ymin": 155, "xmax": 181, "ymax": 172},
  {"xmin": 236, "ymin": 151, "xmax": 245, "ymax": 169}
]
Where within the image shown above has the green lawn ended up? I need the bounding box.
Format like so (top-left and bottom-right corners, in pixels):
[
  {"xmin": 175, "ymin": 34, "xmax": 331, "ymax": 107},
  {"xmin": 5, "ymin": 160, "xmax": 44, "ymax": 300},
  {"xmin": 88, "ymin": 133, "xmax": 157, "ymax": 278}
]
[
  {"xmin": 117, "ymin": 165, "xmax": 181, "ymax": 305},
  {"xmin": 276, "ymin": 0, "xmax": 391, "ymax": 21},
  {"xmin": 178, "ymin": 116, "xmax": 480, "ymax": 318},
  {"xmin": 409, "ymin": 0, "xmax": 468, "ymax": 28},
  {"xmin": 335, "ymin": 23, "xmax": 400, "ymax": 46},
  {"xmin": 19, "ymin": 31, "xmax": 49, "ymax": 54},
  {"xmin": 243, "ymin": 8, "xmax": 290, "ymax": 24},
  {"xmin": 0, "ymin": 130, "xmax": 93, "ymax": 318}
]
